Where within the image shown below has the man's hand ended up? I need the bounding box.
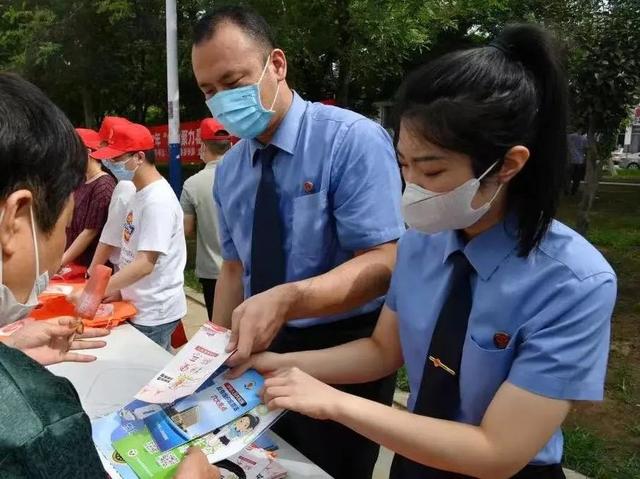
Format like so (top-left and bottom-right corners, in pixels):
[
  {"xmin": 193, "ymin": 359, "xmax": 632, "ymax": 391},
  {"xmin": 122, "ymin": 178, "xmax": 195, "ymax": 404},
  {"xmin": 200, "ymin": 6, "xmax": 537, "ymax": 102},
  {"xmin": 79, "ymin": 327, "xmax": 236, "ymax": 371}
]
[
  {"xmin": 226, "ymin": 351, "xmax": 285, "ymax": 379},
  {"xmin": 226, "ymin": 284, "xmax": 298, "ymax": 366},
  {"xmin": 4, "ymin": 317, "xmax": 109, "ymax": 365},
  {"xmin": 175, "ymin": 448, "xmax": 220, "ymax": 479}
]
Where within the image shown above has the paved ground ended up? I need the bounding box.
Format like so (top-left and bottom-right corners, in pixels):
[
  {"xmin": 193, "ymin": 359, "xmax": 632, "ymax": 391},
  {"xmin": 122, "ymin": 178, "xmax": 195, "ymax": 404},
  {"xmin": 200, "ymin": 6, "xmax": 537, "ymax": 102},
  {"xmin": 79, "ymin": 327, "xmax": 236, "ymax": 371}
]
[{"xmin": 182, "ymin": 289, "xmax": 588, "ymax": 479}]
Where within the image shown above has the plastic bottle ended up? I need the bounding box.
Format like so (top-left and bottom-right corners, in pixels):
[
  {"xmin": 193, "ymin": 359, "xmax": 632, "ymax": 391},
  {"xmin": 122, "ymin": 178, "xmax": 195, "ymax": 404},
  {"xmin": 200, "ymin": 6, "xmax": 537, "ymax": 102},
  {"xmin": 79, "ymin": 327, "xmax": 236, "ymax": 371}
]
[{"xmin": 76, "ymin": 264, "xmax": 113, "ymax": 321}]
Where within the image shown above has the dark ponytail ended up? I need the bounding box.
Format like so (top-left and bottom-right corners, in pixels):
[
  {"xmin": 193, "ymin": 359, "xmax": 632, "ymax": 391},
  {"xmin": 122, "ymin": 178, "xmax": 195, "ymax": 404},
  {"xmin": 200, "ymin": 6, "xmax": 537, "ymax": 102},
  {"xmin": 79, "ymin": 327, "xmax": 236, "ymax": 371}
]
[{"xmin": 395, "ymin": 24, "xmax": 568, "ymax": 256}]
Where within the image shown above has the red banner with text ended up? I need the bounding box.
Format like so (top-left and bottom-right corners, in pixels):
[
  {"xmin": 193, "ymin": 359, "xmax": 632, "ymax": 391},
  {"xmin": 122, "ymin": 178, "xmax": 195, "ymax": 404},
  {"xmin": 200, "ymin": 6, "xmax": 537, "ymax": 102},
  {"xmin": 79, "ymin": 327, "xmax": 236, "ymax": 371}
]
[{"xmin": 147, "ymin": 121, "xmax": 202, "ymax": 165}]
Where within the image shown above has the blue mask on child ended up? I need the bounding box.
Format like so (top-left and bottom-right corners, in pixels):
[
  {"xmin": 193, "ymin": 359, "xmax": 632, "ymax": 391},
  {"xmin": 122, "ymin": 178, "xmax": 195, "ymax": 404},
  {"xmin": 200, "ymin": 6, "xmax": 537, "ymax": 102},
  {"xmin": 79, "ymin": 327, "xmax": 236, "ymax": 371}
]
[
  {"xmin": 103, "ymin": 157, "xmax": 136, "ymax": 182},
  {"xmin": 205, "ymin": 55, "xmax": 280, "ymax": 139}
]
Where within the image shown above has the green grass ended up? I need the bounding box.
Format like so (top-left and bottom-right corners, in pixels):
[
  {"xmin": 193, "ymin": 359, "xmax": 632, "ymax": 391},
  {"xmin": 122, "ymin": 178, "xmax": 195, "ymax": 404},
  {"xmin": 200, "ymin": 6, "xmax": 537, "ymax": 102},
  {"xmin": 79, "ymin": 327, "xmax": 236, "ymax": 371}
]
[
  {"xmin": 563, "ymin": 427, "xmax": 609, "ymax": 478},
  {"xmin": 613, "ymin": 168, "xmax": 640, "ymax": 177},
  {"xmin": 564, "ymin": 427, "xmax": 640, "ymax": 479},
  {"xmin": 184, "ymin": 267, "xmax": 203, "ymax": 293},
  {"xmin": 602, "ymin": 168, "xmax": 640, "ymax": 183},
  {"xmin": 609, "ymin": 361, "xmax": 636, "ymax": 405},
  {"xmin": 397, "ymin": 366, "xmax": 410, "ymax": 392}
]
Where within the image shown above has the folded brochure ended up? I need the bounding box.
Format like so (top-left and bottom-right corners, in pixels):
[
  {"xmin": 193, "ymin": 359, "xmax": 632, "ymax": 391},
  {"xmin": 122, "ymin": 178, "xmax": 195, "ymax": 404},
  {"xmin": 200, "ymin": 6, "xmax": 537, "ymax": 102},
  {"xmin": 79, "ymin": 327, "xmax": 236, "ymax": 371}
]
[
  {"xmin": 135, "ymin": 322, "xmax": 234, "ymax": 404},
  {"xmin": 96, "ymin": 430, "xmax": 285, "ymax": 479},
  {"xmin": 94, "ymin": 403, "xmax": 283, "ymax": 478},
  {"xmin": 92, "ymin": 323, "xmax": 285, "ymax": 478},
  {"xmin": 142, "ymin": 366, "xmax": 264, "ymax": 452}
]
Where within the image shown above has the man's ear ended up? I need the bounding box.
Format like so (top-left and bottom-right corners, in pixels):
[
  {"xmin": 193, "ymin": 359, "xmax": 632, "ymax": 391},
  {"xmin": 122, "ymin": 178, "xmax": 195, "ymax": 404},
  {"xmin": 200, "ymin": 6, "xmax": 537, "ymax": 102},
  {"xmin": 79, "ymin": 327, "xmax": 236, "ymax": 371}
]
[
  {"xmin": 271, "ymin": 49, "xmax": 287, "ymax": 82},
  {"xmin": 0, "ymin": 190, "xmax": 33, "ymax": 256}
]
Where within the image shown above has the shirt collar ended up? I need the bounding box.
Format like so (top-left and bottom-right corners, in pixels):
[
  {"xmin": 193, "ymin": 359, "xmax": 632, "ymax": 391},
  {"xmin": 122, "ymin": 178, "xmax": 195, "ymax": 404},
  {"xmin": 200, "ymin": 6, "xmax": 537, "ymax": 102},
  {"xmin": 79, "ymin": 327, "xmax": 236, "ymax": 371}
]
[
  {"xmin": 442, "ymin": 214, "xmax": 519, "ymax": 281},
  {"xmin": 249, "ymin": 91, "xmax": 307, "ymax": 163},
  {"xmin": 204, "ymin": 160, "xmax": 219, "ymax": 170}
]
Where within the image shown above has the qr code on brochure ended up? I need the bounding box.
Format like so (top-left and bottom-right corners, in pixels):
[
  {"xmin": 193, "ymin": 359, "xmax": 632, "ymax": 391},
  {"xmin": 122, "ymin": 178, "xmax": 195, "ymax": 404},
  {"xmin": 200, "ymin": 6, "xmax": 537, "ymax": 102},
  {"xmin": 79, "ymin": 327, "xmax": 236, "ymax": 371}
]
[
  {"xmin": 156, "ymin": 452, "xmax": 180, "ymax": 469},
  {"xmin": 143, "ymin": 441, "xmax": 160, "ymax": 454}
]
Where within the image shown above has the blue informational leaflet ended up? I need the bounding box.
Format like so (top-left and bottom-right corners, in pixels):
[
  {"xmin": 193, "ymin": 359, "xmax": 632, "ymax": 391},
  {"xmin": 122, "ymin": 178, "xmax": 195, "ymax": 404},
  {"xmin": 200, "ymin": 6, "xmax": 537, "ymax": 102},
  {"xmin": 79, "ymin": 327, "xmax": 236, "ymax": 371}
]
[
  {"xmin": 144, "ymin": 368, "xmax": 264, "ymax": 451},
  {"xmin": 91, "ymin": 324, "xmax": 285, "ymax": 479}
]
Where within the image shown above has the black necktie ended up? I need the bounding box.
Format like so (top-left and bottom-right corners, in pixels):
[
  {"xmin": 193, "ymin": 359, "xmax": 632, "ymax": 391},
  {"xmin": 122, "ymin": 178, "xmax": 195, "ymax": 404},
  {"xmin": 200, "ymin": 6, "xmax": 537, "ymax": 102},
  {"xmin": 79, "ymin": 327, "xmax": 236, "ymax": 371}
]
[
  {"xmin": 390, "ymin": 251, "xmax": 474, "ymax": 479},
  {"xmin": 250, "ymin": 145, "xmax": 286, "ymax": 296}
]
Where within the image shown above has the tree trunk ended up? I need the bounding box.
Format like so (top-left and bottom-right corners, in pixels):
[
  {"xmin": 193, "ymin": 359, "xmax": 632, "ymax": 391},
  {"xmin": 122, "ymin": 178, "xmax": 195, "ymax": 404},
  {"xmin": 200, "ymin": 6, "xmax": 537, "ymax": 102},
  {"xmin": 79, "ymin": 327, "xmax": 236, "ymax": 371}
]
[
  {"xmin": 576, "ymin": 119, "xmax": 599, "ymax": 235},
  {"xmin": 81, "ymin": 87, "xmax": 95, "ymax": 128},
  {"xmin": 606, "ymin": 155, "xmax": 617, "ymax": 176},
  {"xmin": 336, "ymin": 58, "xmax": 352, "ymax": 107}
]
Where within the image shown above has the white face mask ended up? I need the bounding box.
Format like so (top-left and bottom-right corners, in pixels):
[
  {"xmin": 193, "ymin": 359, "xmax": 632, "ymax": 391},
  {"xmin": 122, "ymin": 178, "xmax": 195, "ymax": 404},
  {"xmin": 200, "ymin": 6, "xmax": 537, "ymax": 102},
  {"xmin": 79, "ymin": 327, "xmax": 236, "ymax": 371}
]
[
  {"xmin": 0, "ymin": 206, "xmax": 50, "ymax": 326},
  {"xmin": 402, "ymin": 161, "xmax": 503, "ymax": 234}
]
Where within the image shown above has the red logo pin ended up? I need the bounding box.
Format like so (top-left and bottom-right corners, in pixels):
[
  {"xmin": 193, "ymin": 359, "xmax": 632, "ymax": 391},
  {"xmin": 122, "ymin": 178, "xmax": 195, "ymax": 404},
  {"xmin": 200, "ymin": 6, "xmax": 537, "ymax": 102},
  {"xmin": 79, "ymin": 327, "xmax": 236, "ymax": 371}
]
[
  {"xmin": 303, "ymin": 181, "xmax": 314, "ymax": 193},
  {"xmin": 493, "ymin": 331, "xmax": 511, "ymax": 349}
]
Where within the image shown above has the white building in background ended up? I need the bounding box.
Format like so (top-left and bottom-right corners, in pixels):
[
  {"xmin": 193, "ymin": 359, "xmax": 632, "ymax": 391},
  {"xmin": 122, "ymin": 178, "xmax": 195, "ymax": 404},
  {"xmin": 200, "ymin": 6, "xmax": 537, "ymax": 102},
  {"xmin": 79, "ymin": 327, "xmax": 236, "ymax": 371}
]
[
  {"xmin": 612, "ymin": 106, "xmax": 640, "ymax": 170},
  {"xmin": 621, "ymin": 105, "xmax": 640, "ymax": 153}
]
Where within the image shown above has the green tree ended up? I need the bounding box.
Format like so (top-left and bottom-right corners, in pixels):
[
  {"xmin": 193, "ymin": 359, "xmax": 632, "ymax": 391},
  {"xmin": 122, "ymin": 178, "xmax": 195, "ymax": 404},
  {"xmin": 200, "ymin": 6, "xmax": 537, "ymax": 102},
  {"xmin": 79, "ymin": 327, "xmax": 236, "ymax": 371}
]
[
  {"xmin": 562, "ymin": 0, "xmax": 640, "ymax": 233},
  {"xmin": 227, "ymin": 0, "xmax": 434, "ymax": 111},
  {"xmin": 0, "ymin": 0, "xmax": 172, "ymax": 127}
]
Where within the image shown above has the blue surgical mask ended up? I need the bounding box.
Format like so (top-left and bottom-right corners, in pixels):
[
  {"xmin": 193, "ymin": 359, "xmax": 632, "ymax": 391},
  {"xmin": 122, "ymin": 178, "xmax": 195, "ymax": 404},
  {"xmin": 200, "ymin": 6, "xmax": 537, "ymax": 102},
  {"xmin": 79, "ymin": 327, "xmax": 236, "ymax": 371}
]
[
  {"xmin": 206, "ymin": 55, "xmax": 280, "ymax": 139},
  {"xmin": 103, "ymin": 156, "xmax": 137, "ymax": 182}
]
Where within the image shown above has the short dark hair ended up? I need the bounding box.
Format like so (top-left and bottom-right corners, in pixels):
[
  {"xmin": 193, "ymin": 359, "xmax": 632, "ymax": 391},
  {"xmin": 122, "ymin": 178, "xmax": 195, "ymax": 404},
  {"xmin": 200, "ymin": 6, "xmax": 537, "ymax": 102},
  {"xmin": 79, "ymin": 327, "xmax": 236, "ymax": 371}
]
[
  {"xmin": 238, "ymin": 414, "xmax": 259, "ymax": 430},
  {"xmin": 395, "ymin": 24, "xmax": 567, "ymax": 256},
  {"xmin": 143, "ymin": 149, "xmax": 156, "ymax": 165},
  {"xmin": 193, "ymin": 5, "xmax": 275, "ymax": 56},
  {"xmin": 204, "ymin": 139, "xmax": 232, "ymax": 156},
  {"xmin": 0, "ymin": 73, "xmax": 86, "ymax": 233}
]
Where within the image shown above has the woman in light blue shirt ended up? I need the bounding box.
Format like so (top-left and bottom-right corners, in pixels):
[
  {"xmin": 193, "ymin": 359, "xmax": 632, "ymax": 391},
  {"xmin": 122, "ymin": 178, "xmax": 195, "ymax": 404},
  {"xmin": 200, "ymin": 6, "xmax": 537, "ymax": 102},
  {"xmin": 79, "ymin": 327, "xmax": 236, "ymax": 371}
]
[{"xmin": 233, "ymin": 24, "xmax": 616, "ymax": 478}]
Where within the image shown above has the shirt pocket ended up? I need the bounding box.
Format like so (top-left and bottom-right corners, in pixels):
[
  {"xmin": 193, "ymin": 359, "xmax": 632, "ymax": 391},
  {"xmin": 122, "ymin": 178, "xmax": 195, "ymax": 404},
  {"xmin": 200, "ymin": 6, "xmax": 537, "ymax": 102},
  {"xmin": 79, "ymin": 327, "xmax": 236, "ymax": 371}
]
[
  {"xmin": 458, "ymin": 334, "xmax": 517, "ymax": 423},
  {"xmin": 291, "ymin": 190, "xmax": 332, "ymax": 260}
]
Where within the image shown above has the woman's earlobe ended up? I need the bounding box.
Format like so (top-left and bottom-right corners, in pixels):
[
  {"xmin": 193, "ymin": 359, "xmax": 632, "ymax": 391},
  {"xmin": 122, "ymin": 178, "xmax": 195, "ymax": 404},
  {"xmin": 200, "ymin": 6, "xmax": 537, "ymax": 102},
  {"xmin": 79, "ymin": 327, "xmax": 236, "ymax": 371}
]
[{"xmin": 500, "ymin": 146, "xmax": 530, "ymax": 182}]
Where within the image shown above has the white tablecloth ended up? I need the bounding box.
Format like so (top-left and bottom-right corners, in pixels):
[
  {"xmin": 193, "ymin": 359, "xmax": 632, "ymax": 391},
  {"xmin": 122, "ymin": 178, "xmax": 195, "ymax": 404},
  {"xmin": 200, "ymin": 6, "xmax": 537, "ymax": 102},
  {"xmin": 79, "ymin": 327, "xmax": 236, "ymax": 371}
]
[{"xmin": 48, "ymin": 323, "xmax": 332, "ymax": 479}]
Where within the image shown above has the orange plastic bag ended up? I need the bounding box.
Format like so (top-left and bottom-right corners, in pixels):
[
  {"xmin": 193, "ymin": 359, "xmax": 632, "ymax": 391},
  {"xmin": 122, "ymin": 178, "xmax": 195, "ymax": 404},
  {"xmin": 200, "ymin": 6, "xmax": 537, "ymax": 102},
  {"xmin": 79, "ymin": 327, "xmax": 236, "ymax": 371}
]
[{"xmin": 31, "ymin": 286, "xmax": 137, "ymax": 329}]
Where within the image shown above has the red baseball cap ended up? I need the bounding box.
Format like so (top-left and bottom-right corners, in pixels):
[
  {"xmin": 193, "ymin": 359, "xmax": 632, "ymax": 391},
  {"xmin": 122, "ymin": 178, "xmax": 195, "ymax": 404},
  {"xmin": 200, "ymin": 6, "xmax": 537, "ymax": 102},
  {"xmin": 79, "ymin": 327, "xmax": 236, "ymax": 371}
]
[
  {"xmin": 76, "ymin": 128, "xmax": 101, "ymax": 150},
  {"xmin": 98, "ymin": 116, "xmax": 131, "ymax": 142},
  {"xmin": 91, "ymin": 123, "xmax": 155, "ymax": 160},
  {"xmin": 200, "ymin": 118, "xmax": 238, "ymax": 144}
]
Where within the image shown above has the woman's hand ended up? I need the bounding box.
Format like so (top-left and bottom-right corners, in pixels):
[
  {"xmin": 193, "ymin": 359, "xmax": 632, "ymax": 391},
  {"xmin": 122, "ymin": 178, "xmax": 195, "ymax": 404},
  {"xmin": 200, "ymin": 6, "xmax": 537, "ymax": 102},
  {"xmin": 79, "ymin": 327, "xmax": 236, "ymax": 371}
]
[
  {"xmin": 175, "ymin": 448, "xmax": 220, "ymax": 479},
  {"xmin": 262, "ymin": 367, "xmax": 347, "ymax": 420},
  {"xmin": 3, "ymin": 317, "xmax": 109, "ymax": 365}
]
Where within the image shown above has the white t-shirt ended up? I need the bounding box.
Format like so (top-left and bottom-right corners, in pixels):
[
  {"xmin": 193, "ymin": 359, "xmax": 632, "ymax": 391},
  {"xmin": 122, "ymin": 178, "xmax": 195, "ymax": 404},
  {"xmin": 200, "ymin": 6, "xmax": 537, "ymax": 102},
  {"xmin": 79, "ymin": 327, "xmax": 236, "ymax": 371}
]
[
  {"xmin": 99, "ymin": 180, "xmax": 136, "ymax": 265},
  {"xmin": 119, "ymin": 178, "xmax": 187, "ymax": 326}
]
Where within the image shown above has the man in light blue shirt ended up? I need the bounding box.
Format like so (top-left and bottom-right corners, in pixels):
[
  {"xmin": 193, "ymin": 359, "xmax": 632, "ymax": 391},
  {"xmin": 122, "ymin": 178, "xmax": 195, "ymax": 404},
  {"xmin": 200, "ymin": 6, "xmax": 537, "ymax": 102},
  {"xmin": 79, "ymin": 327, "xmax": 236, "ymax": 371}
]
[{"xmin": 191, "ymin": 6, "xmax": 404, "ymax": 478}]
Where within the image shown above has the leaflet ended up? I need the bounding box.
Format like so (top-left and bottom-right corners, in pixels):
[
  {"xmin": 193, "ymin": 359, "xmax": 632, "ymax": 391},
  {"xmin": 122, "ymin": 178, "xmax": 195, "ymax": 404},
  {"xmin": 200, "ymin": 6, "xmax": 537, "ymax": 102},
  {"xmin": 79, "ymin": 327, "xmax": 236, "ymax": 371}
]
[
  {"xmin": 135, "ymin": 322, "xmax": 234, "ymax": 404},
  {"xmin": 94, "ymin": 413, "xmax": 285, "ymax": 479},
  {"xmin": 107, "ymin": 405, "xmax": 283, "ymax": 479},
  {"xmin": 143, "ymin": 368, "xmax": 264, "ymax": 451},
  {"xmin": 91, "ymin": 323, "xmax": 286, "ymax": 478},
  {"xmin": 220, "ymin": 443, "xmax": 287, "ymax": 479}
]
